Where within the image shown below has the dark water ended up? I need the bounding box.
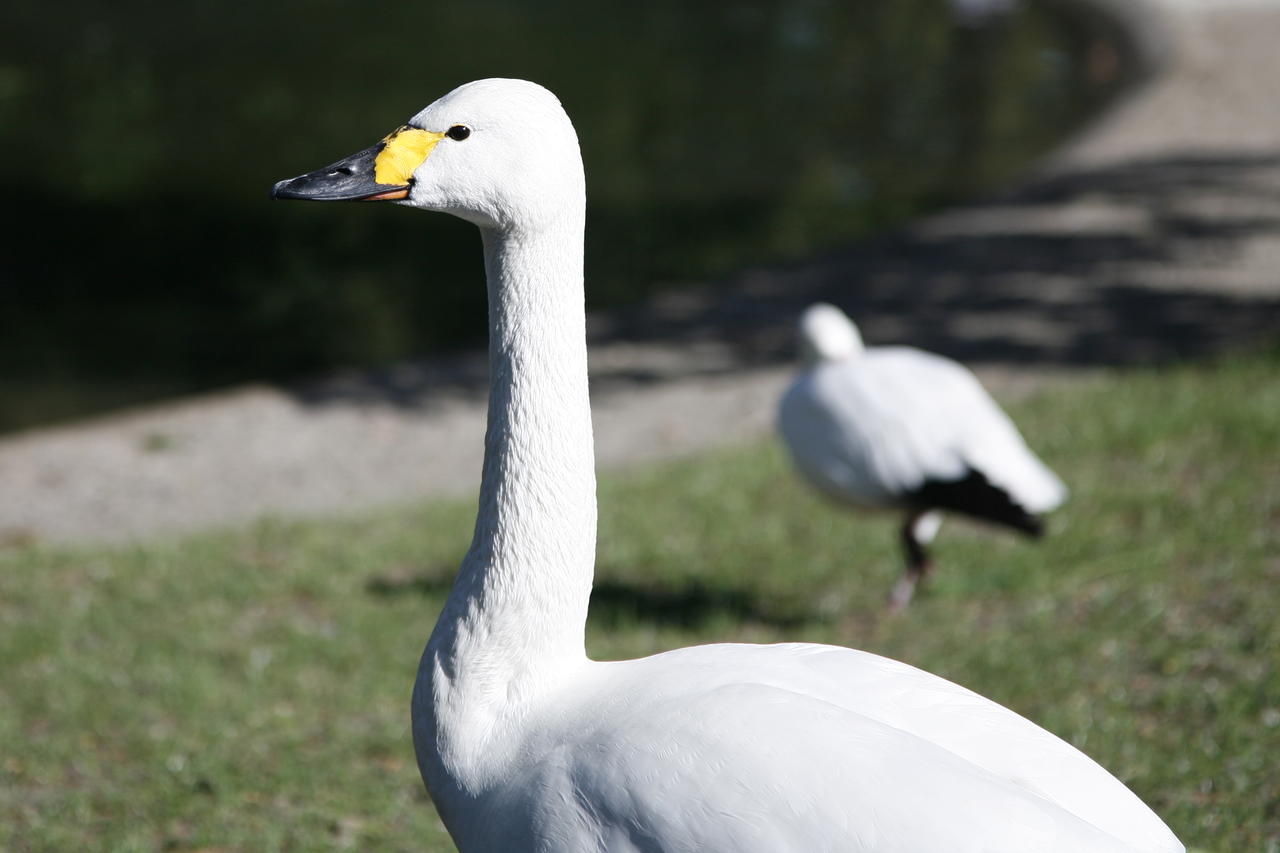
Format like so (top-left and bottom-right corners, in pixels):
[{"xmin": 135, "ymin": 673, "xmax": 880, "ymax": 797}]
[{"xmin": 0, "ymin": 0, "xmax": 1129, "ymax": 432}]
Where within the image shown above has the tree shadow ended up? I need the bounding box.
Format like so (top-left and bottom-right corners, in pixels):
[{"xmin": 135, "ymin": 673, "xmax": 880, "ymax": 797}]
[{"xmin": 601, "ymin": 152, "xmax": 1280, "ymax": 369}]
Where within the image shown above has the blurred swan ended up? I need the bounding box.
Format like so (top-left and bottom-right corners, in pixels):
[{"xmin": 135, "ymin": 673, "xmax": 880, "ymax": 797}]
[
  {"xmin": 778, "ymin": 303, "xmax": 1068, "ymax": 609},
  {"xmin": 272, "ymin": 79, "xmax": 1179, "ymax": 853}
]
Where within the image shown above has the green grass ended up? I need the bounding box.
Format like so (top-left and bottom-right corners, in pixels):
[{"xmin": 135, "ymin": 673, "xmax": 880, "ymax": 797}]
[{"xmin": 2, "ymin": 348, "xmax": 1277, "ymax": 852}]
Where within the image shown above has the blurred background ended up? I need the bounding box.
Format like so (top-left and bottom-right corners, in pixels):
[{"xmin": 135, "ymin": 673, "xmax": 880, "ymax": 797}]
[
  {"xmin": 0, "ymin": 0, "xmax": 1126, "ymax": 432},
  {"xmin": 1, "ymin": 0, "xmax": 1277, "ymax": 850}
]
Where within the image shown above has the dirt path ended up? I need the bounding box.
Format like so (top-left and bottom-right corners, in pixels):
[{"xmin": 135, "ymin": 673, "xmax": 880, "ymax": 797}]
[{"xmin": 2, "ymin": 0, "xmax": 1278, "ymax": 546}]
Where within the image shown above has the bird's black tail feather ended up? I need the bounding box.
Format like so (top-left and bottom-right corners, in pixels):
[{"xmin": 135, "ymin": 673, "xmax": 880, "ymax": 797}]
[{"xmin": 906, "ymin": 468, "xmax": 1044, "ymax": 537}]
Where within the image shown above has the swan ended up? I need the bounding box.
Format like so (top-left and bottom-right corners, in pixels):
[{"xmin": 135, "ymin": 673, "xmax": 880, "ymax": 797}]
[
  {"xmin": 778, "ymin": 303, "xmax": 1069, "ymax": 609},
  {"xmin": 271, "ymin": 78, "xmax": 1181, "ymax": 853}
]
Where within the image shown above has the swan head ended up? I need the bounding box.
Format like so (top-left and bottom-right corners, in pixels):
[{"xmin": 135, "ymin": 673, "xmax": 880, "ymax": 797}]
[
  {"xmin": 271, "ymin": 79, "xmax": 584, "ymax": 231},
  {"xmin": 798, "ymin": 303, "xmax": 864, "ymax": 364}
]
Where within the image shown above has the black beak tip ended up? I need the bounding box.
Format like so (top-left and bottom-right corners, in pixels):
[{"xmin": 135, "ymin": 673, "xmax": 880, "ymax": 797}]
[
  {"xmin": 270, "ymin": 142, "xmax": 389, "ymax": 202},
  {"xmin": 271, "ymin": 177, "xmax": 302, "ymax": 201},
  {"xmin": 269, "ymin": 142, "xmax": 402, "ymax": 202}
]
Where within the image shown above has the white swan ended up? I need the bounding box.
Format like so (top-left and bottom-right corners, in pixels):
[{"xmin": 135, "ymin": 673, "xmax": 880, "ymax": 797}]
[
  {"xmin": 272, "ymin": 79, "xmax": 1181, "ymax": 853},
  {"xmin": 778, "ymin": 303, "xmax": 1069, "ymax": 609}
]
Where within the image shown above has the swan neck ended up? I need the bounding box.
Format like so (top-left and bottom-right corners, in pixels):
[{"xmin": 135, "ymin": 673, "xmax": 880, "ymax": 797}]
[{"xmin": 433, "ymin": 214, "xmax": 596, "ymax": 677}]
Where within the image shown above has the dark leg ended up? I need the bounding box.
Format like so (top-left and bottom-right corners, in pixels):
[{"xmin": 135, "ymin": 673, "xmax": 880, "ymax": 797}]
[{"xmin": 888, "ymin": 511, "xmax": 932, "ymax": 612}]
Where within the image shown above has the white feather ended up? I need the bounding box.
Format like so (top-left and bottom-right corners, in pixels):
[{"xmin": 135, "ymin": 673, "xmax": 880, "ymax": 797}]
[{"xmin": 779, "ymin": 304, "xmax": 1068, "ymax": 515}]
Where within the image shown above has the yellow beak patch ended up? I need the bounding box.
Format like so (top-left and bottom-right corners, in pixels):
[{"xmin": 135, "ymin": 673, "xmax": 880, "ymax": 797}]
[{"xmin": 374, "ymin": 126, "xmax": 446, "ymax": 186}]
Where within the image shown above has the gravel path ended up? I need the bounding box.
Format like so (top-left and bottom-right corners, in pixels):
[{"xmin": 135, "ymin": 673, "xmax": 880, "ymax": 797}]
[{"xmin": 3, "ymin": 0, "xmax": 1278, "ymax": 547}]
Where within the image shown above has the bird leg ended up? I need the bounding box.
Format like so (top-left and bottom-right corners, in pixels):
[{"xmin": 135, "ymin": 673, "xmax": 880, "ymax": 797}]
[{"xmin": 888, "ymin": 511, "xmax": 935, "ymax": 612}]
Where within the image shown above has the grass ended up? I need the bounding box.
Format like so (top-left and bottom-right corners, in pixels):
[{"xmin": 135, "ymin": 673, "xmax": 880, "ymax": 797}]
[{"xmin": 1, "ymin": 347, "xmax": 1277, "ymax": 852}]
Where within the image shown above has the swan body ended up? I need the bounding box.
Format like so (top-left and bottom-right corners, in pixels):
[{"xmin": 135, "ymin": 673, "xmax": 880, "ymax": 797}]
[
  {"xmin": 272, "ymin": 79, "xmax": 1181, "ymax": 853},
  {"xmin": 779, "ymin": 304, "xmax": 1068, "ymax": 607},
  {"xmin": 421, "ymin": 641, "xmax": 1180, "ymax": 852}
]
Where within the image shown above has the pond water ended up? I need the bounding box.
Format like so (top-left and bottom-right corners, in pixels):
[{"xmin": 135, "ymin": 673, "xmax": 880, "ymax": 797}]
[{"xmin": 0, "ymin": 0, "xmax": 1130, "ymax": 432}]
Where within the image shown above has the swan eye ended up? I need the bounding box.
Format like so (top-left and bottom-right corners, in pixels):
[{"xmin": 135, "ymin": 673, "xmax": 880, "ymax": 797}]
[{"xmin": 446, "ymin": 125, "xmax": 471, "ymax": 141}]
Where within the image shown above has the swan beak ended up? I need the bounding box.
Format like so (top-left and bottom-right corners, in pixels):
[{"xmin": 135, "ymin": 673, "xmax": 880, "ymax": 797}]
[{"xmin": 271, "ymin": 127, "xmax": 445, "ymax": 202}]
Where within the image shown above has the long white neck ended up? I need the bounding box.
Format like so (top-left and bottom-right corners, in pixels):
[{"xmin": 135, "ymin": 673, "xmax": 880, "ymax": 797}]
[
  {"xmin": 460, "ymin": 215, "xmax": 596, "ymax": 662},
  {"xmin": 417, "ymin": 209, "xmax": 596, "ymax": 790}
]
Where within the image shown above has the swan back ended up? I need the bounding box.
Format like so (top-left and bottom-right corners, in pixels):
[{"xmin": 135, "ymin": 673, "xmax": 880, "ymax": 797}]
[{"xmin": 781, "ymin": 345, "xmax": 1068, "ymax": 512}]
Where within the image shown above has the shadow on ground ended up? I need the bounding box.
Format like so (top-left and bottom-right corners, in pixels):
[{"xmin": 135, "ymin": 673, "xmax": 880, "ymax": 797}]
[{"xmin": 365, "ymin": 569, "xmax": 811, "ymax": 630}]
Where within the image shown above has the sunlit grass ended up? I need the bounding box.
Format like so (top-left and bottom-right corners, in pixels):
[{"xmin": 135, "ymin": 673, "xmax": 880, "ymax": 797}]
[{"xmin": 1, "ymin": 347, "xmax": 1276, "ymax": 851}]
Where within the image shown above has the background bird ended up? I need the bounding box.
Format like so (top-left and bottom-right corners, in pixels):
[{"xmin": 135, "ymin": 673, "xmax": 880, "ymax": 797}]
[{"xmin": 778, "ymin": 303, "xmax": 1068, "ymax": 609}]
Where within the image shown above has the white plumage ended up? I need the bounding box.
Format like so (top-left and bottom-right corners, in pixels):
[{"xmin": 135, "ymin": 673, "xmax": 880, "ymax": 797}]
[
  {"xmin": 779, "ymin": 303, "xmax": 1069, "ymax": 607},
  {"xmin": 273, "ymin": 79, "xmax": 1180, "ymax": 853}
]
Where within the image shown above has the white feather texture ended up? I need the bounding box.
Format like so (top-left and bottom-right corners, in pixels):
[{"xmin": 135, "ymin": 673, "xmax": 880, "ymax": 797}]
[
  {"xmin": 779, "ymin": 304, "xmax": 1069, "ymax": 515},
  {"xmin": 321, "ymin": 80, "xmax": 1179, "ymax": 852}
]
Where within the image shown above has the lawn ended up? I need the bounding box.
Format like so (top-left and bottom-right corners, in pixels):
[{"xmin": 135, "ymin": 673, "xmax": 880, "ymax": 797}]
[{"xmin": 1, "ymin": 348, "xmax": 1277, "ymax": 852}]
